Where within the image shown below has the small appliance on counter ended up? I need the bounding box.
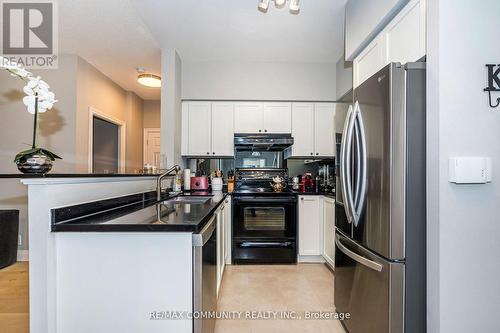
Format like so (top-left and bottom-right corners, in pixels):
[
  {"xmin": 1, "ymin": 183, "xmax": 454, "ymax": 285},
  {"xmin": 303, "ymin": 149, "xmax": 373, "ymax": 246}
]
[
  {"xmin": 191, "ymin": 172, "xmax": 209, "ymax": 191},
  {"xmin": 183, "ymin": 169, "xmax": 191, "ymax": 191},
  {"xmin": 292, "ymin": 176, "xmax": 300, "ymax": 190},
  {"xmin": 301, "ymin": 172, "xmax": 314, "ymax": 192}
]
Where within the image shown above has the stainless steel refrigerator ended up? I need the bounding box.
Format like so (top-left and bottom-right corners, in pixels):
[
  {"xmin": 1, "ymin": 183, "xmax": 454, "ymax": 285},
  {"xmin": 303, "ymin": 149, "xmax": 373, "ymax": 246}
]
[{"xmin": 334, "ymin": 62, "xmax": 426, "ymax": 333}]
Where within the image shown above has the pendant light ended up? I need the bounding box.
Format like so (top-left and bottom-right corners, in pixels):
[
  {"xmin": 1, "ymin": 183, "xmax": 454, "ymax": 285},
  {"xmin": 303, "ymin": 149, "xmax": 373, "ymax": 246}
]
[
  {"xmin": 258, "ymin": 0, "xmax": 270, "ymax": 12},
  {"xmin": 257, "ymin": 0, "xmax": 300, "ymax": 14}
]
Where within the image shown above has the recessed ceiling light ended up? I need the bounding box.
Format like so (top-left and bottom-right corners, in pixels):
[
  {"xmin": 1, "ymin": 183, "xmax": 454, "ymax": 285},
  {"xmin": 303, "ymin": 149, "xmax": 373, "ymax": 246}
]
[
  {"xmin": 289, "ymin": 0, "xmax": 300, "ymax": 14},
  {"xmin": 137, "ymin": 74, "xmax": 161, "ymax": 88}
]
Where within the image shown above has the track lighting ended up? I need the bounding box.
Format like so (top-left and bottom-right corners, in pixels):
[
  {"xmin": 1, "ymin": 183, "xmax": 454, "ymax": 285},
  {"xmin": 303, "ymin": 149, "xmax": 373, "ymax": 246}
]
[
  {"xmin": 258, "ymin": 0, "xmax": 269, "ymax": 12},
  {"xmin": 257, "ymin": 0, "xmax": 300, "ymax": 14}
]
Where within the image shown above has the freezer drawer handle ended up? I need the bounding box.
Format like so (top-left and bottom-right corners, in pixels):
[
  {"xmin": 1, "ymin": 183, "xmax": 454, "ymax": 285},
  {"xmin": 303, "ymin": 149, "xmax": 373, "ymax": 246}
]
[{"xmin": 335, "ymin": 236, "xmax": 383, "ymax": 272}]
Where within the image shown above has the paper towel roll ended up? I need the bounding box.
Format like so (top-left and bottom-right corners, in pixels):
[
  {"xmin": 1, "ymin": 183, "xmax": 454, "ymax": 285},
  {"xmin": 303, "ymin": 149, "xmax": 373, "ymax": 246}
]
[{"xmin": 183, "ymin": 169, "xmax": 191, "ymax": 190}]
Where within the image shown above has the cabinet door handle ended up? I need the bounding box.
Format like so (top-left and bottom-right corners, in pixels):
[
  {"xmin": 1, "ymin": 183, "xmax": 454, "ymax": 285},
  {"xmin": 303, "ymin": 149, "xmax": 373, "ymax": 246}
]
[
  {"xmin": 207, "ymin": 152, "xmax": 210, "ymax": 155},
  {"xmin": 264, "ymin": 129, "xmax": 268, "ymax": 133},
  {"xmin": 212, "ymin": 152, "xmax": 215, "ymax": 155},
  {"xmin": 316, "ymin": 153, "xmax": 319, "ymax": 156},
  {"xmin": 259, "ymin": 129, "xmax": 262, "ymax": 133},
  {"xmin": 310, "ymin": 152, "xmax": 313, "ymax": 156}
]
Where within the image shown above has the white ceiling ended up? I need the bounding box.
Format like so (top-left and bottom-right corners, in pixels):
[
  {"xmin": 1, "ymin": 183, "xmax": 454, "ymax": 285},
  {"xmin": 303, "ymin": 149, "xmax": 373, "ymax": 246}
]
[
  {"xmin": 58, "ymin": 0, "xmax": 346, "ymax": 100},
  {"xmin": 131, "ymin": 0, "xmax": 347, "ymax": 63},
  {"xmin": 59, "ymin": 0, "xmax": 161, "ymax": 100}
]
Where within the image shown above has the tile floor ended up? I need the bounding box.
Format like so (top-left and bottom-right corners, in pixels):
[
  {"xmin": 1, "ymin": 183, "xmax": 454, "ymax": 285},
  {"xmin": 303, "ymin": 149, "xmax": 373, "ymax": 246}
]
[{"xmin": 215, "ymin": 264, "xmax": 346, "ymax": 333}]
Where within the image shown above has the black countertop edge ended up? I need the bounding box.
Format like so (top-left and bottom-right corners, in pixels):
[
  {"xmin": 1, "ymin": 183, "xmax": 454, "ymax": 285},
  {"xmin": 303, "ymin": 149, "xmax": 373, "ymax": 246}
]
[
  {"xmin": 0, "ymin": 173, "xmax": 160, "ymax": 179},
  {"xmin": 51, "ymin": 192, "xmax": 230, "ymax": 233}
]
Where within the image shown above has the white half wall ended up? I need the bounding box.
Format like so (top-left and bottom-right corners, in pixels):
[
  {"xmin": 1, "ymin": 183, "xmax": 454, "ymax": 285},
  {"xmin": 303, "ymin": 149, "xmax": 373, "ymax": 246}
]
[
  {"xmin": 182, "ymin": 61, "xmax": 336, "ymax": 101},
  {"xmin": 427, "ymin": 0, "xmax": 500, "ymax": 332}
]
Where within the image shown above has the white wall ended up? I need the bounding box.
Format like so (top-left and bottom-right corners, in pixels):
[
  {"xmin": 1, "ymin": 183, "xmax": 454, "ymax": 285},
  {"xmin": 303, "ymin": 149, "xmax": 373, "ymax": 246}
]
[
  {"xmin": 182, "ymin": 61, "xmax": 336, "ymax": 101},
  {"xmin": 427, "ymin": 0, "xmax": 500, "ymax": 332},
  {"xmin": 161, "ymin": 49, "xmax": 183, "ymax": 168},
  {"xmin": 336, "ymin": 56, "xmax": 353, "ymax": 100}
]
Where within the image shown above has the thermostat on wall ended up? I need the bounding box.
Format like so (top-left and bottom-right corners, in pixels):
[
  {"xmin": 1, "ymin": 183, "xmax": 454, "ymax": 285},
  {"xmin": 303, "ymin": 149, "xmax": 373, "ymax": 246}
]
[{"xmin": 448, "ymin": 157, "xmax": 492, "ymax": 184}]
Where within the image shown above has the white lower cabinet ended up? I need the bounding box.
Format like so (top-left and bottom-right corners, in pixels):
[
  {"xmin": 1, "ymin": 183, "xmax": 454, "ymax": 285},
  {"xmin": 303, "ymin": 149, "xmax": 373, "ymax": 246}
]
[
  {"xmin": 298, "ymin": 196, "xmax": 323, "ymax": 257},
  {"xmin": 322, "ymin": 197, "xmax": 336, "ymax": 269},
  {"xmin": 216, "ymin": 197, "xmax": 232, "ymax": 297}
]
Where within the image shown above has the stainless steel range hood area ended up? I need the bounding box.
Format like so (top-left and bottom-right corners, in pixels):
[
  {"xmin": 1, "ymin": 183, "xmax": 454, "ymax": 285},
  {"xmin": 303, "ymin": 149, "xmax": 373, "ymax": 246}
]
[{"xmin": 234, "ymin": 134, "xmax": 294, "ymax": 151}]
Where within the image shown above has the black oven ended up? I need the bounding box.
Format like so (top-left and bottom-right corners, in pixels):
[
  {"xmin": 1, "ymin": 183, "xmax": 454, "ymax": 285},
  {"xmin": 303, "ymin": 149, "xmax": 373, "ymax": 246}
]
[{"xmin": 232, "ymin": 195, "xmax": 297, "ymax": 264}]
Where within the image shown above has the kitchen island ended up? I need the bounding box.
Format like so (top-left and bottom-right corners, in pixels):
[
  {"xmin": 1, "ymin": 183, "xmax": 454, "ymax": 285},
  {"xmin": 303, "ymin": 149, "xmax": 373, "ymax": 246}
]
[{"xmin": 22, "ymin": 176, "xmax": 229, "ymax": 333}]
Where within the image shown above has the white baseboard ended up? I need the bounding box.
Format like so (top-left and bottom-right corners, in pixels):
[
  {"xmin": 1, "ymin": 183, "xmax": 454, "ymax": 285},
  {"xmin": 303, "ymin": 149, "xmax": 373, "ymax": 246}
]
[
  {"xmin": 17, "ymin": 250, "xmax": 29, "ymax": 261},
  {"xmin": 298, "ymin": 255, "xmax": 325, "ymax": 263}
]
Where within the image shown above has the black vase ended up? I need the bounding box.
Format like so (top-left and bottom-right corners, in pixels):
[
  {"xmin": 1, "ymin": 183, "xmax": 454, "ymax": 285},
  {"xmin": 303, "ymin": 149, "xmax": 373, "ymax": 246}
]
[{"xmin": 16, "ymin": 151, "xmax": 53, "ymax": 174}]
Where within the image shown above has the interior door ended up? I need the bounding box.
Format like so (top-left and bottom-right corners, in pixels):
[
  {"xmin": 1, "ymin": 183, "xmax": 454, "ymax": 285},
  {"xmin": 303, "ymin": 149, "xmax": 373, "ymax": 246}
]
[
  {"xmin": 291, "ymin": 103, "xmax": 315, "ymax": 157},
  {"xmin": 144, "ymin": 129, "xmax": 161, "ymax": 168},
  {"xmin": 187, "ymin": 102, "xmax": 212, "ymax": 156},
  {"xmin": 334, "ymin": 232, "xmax": 403, "ymax": 333},
  {"xmin": 263, "ymin": 102, "xmax": 292, "ymax": 133},
  {"xmin": 234, "ymin": 102, "xmax": 263, "ymax": 133},
  {"xmin": 314, "ymin": 103, "xmax": 336, "ymax": 157},
  {"xmin": 211, "ymin": 102, "xmax": 234, "ymax": 156}
]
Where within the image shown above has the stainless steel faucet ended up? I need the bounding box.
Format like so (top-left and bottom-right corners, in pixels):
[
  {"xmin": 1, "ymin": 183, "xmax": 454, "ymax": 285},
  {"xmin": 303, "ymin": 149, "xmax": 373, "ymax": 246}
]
[{"xmin": 157, "ymin": 165, "xmax": 181, "ymax": 201}]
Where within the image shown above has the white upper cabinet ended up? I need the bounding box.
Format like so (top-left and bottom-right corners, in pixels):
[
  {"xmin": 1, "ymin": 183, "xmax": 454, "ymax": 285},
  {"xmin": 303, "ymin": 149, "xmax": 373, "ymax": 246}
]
[
  {"xmin": 290, "ymin": 103, "xmax": 335, "ymax": 158},
  {"xmin": 345, "ymin": 0, "xmax": 409, "ymax": 61},
  {"xmin": 186, "ymin": 102, "xmax": 211, "ymax": 156},
  {"xmin": 182, "ymin": 101, "xmax": 234, "ymax": 157},
  {"xmin": 234, "ymin": 102, "xmax": 292, "ymax": 134},
  {"xmin": 211, "ymin": 102, "xmax": 234, "ymax": 156},
  {"xmin": 263, "ymin": 102, "xmax": 292, "ymax": 134},
  {"xmin": 352, "ymin": 0, "xmax": 426, "ymax": 88},
  {"xmin": 234, "ymin": 102, "xmax": 264, "ymax": 134},
  {"xmin": 291, "ymin": 103, "xmax": 315, "ymax": 157},
  {"xmin": 314, "ymin": 103, "xmax": 336, "ymax": 157}
]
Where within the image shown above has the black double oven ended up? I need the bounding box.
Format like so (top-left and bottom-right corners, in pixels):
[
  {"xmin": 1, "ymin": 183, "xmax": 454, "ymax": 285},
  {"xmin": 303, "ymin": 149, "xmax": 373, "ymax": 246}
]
[{"xmin": 232, "ymin": 169, "xmax": 297, "ymax": 264}]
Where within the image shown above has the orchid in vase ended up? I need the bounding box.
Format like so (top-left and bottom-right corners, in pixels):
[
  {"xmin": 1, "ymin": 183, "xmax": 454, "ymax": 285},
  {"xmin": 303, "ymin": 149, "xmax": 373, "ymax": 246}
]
[{"xmin": 0, "ymin": 56, "xmax": 61, "ymax": 174}]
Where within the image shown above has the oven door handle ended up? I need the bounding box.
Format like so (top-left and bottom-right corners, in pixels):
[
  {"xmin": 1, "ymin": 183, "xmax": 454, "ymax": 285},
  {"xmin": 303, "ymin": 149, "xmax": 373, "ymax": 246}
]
[
  {"xmin": 239, "ymin": 241, "xmax": 294, "ymax": 248},
  {"xmin": 233, "ymin": 197, "xmax": 296, "ymax": 203}
]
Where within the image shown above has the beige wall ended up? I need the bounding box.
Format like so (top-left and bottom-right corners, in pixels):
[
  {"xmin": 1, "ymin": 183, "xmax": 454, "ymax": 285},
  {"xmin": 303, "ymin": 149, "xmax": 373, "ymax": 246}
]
[
  {"xmin": 125, "ymin": 92, "xmax": 144, "ymax": 173},
  {"xmin": 143, "ymin": 100, "xmax": 161, "ymax": 128},
  {"xmin": 0, "ymin": 54, "xmax": 153, "ymax": 250}
]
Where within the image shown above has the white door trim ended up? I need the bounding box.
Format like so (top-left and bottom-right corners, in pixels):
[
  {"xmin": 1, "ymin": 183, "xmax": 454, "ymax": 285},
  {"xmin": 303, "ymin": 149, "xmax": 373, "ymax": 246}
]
[
  {"xmin": 143, "ymin": 128, "xmax": 161, "ymax": 166},
  {"xmin": 88, "ymin": 107, "xmax": 126, "ymax": 174}
]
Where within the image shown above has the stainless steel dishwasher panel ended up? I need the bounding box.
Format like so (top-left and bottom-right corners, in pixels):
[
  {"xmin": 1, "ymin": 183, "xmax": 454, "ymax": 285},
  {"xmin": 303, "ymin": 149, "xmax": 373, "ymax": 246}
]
[{"xmin": 193, "ymin": 216, "xmax": 217, "ymax": 333}]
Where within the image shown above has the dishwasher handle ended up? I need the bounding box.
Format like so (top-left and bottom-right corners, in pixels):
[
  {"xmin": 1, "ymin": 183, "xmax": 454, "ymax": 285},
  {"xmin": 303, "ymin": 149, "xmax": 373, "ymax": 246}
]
[{"xmin": 192, "ymin": 215, "xmax": 216, "ymax": 247}]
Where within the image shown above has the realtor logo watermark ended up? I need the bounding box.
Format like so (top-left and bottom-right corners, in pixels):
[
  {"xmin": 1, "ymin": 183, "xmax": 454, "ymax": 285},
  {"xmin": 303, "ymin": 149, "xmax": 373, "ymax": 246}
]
[{"xmin": 1, "ymin": 0, "xmax": 58, "ymax": 68}]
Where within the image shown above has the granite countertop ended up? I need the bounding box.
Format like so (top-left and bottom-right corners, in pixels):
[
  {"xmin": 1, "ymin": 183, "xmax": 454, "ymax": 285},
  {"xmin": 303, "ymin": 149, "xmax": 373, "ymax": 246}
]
[
  {"xmin": 0, "ymin": 173, "xmax": 160, "ymax": 179},
  {"xmin": 290, "ymin": 189, "xmax": 336, "ymax": 199},
  {"xmin": 51, "ymin": 190, "xmax": 229, "ymax": 233}
]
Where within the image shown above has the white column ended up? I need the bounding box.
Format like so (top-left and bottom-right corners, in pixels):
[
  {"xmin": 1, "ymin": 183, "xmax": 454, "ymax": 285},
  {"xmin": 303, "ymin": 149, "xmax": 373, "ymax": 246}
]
[{"xmin": 160, "ymin": 48, "xmax": 183, "ymax": 168}]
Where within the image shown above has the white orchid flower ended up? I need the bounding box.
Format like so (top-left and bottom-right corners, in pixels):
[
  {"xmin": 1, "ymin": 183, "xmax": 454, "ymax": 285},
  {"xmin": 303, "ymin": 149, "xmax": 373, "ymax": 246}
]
[{"xmin": 1, "ymin": 59, "xmax": 57, "ymax": 114}]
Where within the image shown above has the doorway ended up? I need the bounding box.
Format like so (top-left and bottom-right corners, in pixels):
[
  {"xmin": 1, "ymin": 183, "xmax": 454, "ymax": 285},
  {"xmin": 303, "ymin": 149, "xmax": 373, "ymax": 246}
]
[
  {"xmin": 88, "ymin": 107, "xmax": 126, "ymax": 174},
  {"xmin": 143, "ymin": 128, "xmax": 161, "ymax": 169}
]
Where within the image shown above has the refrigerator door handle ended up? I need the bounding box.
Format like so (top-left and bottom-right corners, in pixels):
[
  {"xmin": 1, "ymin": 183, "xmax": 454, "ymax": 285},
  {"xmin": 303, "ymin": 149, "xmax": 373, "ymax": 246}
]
[
  {"xmin": 353, "ymin": 101, "xmax": 368, "ymax": 227},
  {"xmin": 335, "ymin": 235, "xmax": 383, "ymax": 272},
  {"xmin": 340, "ymin": 105, "xmax": 356, "ymax": 224}
]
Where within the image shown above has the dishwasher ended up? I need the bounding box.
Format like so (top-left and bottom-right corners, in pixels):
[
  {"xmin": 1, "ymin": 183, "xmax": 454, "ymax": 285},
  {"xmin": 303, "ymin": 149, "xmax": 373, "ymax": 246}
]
[{"xmin": 192, "ymin": 215, "xmax": 217, "ymax": 333}]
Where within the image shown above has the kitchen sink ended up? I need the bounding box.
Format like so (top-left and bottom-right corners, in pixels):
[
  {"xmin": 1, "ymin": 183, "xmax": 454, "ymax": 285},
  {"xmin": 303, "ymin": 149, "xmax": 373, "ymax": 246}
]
[{"xmin": 162, "ymin": 196, "xmax": 212, "ymax": 205}]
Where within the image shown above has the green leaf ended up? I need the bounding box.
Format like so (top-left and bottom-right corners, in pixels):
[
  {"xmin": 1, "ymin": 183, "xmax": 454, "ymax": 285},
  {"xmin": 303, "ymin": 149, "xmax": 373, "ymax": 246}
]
[{"xmin": 14, "ymin": 147, "xmax": 62, "ymax": 163}]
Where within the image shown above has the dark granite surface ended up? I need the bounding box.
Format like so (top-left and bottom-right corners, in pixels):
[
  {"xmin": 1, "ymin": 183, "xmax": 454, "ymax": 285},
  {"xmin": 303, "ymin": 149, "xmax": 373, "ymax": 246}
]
[
  {"xmin": 0, "ymin": 173, "xmax": 159, "ymax": 179},
  {"xmin": 290, "ymin": 190, "xmax": 336, "ymax": 199},
  {"xmin": 51, "ymin": 190, "xmax": 229, "ymax": 233}
]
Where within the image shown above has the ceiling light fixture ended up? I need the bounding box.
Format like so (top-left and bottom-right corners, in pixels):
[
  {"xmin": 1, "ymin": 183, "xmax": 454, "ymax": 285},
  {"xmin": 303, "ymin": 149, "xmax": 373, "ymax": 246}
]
[
  {"xmin": 257, "ymin": 0, "xmax": 300, "ymax": 14},
  {"xmin": 136, "ymin": 67, "xmax": 161, "ymax": 88},
  {"xmin": 138, "ymin": 74, "xmax": 161, "ymax": 88}
]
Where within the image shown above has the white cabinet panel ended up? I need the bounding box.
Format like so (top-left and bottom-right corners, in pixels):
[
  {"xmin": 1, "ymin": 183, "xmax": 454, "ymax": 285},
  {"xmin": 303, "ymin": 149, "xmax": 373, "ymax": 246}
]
[
  {"xmin": 322, "ymin": 197, "xmax": 336, "ymax": 269},
  {"xmin": 181, "ymin": 103, "xmax": 188, "ymax": 156},
  {"xmin": 263, "ymin": 102, "xmax": 292, "ymax": 134},
  {"xmin": 291, "ymin": 103, "xmax": 315, "ymax": 157},
  {"xmin": 386, "ymin": 0, "xmax": 426, "ymax": 64},
  {"xmin": 298, "ymin": 196, "xmax": 322, "ymax": 256},
  {"xmin": 314, "ymin": 103, "xmax": 336, "ymax": 157},
  {"xmin": 187, "ymin": 102, "xmax": 211, "ymax": 156},
  {"xmin": 224, "ymin": 197, "xmax": 232, "ymax": 265},
  {"xmin": 211, "ymin": 102, "xmax": 234, "ymax": 156},
  {"xmin": 234, "ymin": 102, "xmax": 264, "ymax": 133},
  {"xmin": 353, "ymin": 36, "xmax": 387, "ymax": 88},
  {"xmin": 216, "ymin": 208, "xmax": 223, "ymax": 297}
]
